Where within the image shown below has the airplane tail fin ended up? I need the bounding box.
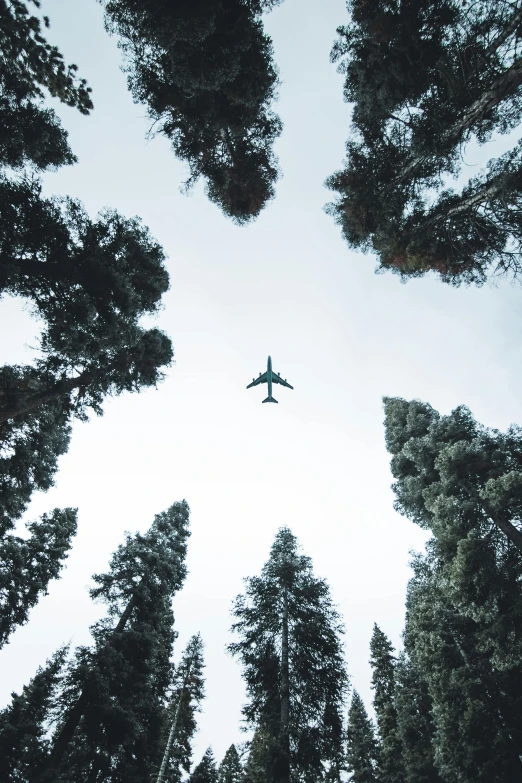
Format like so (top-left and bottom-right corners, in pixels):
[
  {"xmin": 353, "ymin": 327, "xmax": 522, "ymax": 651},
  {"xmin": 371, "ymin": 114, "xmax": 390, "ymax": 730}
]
[{"xmin": 262, "ymin": 396, "xmax": 278, "ymax": 404}]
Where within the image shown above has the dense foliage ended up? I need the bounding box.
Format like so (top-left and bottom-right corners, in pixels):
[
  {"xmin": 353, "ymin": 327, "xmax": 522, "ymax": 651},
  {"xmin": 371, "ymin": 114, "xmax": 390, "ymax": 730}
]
[
  {"xmin": 0, "ymin": 0, "xmax": 92, "ymax": 171},
  {"xmin": 0, "ymin": 506, "xmax": 77, "ymax": 649},
  {"xmin": 0, "ymin": 646, "xmax": 69, "ymax": 781},
  {"xmin": 101, "ymin": 0, "xmax": 283, "ymax": 223},
  {"xmin": 383, "ymin": 396, "xmax": 522, "ymax": 553},
  {"xmin": 327, "ymin": 0, "xmax": 522, "ymax": 284},
  {"xmin": 403, "ymin": 549, "xmax": 522, "ymax": 782}
]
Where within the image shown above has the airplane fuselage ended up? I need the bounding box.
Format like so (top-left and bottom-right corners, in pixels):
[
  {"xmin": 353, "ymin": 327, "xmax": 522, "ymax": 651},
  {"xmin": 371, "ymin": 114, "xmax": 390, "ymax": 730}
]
[{"xmin": 267, "ymin": 355, "xmax": 273, "ymax": 398}]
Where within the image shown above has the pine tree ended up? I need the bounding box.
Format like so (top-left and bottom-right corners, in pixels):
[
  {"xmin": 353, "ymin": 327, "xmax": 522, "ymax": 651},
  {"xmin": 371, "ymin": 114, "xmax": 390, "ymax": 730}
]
[
  {"xmin": 0, "ymin": 178, "xmax": 169, "ymax": 334},
  {"xmin": 384, "ymin": 395, "xmax": 522, "ymax": 777},
  {"xmin": 0, "ymin": 372, "xmax": 71, "ymax": 526},
  {"xmin": 0, "ymin": 179, "xmax": 173, "ymax": 428},
  {"xmin": 156, "ymin": 633, "xmax": 206, "ymax": 783},
  {"xmin": 27, "ymin": 501, "xmax": 192, "ymax": 783},
  {"xmin": 395, "ymin": 653, "xmax": 442, "ymax": 783},
  {"xmin": 369, "ymin": 625, "xmax": 403, "ymax": 783},
  {"xmin": 0, "ymin": 0, "xmax": 92, "ymax": 171},
  {"xmin": 403, "ymin": 550, "xmax": 522, "ymax": 782},
  {"xmin": 327, "ymin": 0, "xmax": 522, "ymax": 283},
  {"xmin": 0, "ymin": 370, "xmax": 76, "ymax": 649},
  {"xmin": 189, "ymin": 748, "xmax": 218, "ymax": 783},
  {"xmin": 242, "ymin": 726, "xmax": 276, "ymax": 783},
  {"xmin": 101, "ymin": 0, "xmax": 283, "ymax": 223},
  {"xmin": 229, "ymin": 527, "xmax": 348, "ymax": 783},
  {"xmin": 384, "ymin": 397, "xmax": 522, "ymax": 704},
  {"xmin": 0, "ymin": 189, "xmax": 173, "ymax": 640},
  {"xmin": 0, "ymin": 178, "xmax": 173, "ymax": 508},
  {"xmin": 0, "ymin": 507, "xmax": 77, "ymax": 648},
  {"xmin": 0, "ymin": 646, "xmax": 68, "ymax": 782},
  {"xmin": 218, "ymin": 745, "xmax": 243, "ymax": 783},
  {"xmin": 345, "ymin": 691, "xmax": 379, "ymax": 783}
]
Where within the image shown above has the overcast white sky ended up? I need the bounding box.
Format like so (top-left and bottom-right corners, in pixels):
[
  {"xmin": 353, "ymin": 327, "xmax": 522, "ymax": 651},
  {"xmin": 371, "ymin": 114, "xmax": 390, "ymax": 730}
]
[{"xmin": 2, "ymin": 0, "xmax": 522, "ymax": 767}]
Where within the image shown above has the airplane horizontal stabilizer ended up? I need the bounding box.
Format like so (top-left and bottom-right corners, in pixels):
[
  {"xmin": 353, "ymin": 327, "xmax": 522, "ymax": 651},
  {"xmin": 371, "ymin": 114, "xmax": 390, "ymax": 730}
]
[{"xmin": 262, "ymin": 396, "xmax": 278, "ymax": 404}]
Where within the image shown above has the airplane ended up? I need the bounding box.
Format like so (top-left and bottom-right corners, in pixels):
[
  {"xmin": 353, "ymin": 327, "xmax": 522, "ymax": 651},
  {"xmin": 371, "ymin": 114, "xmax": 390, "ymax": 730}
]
[{"xmin": 246, "ymin": 355, "xmax": 294, "ymax": 404}]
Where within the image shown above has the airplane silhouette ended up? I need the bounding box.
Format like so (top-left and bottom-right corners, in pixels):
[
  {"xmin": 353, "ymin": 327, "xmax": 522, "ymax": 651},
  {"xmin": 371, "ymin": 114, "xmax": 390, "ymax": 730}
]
[{"xmin": 246, "ymin": 355, "xmax": 294, "ymax": 404}]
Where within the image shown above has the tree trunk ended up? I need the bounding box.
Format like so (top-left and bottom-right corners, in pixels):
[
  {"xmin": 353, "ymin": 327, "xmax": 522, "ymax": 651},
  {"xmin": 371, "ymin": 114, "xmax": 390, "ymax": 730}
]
[
  {"xmin": 394, "ymin": 59, "xmax": 522, "ymax": 184},
  {"xmin": 0, "ymin": 371, "xmax": 92, "ymax": 425},
  {"xmin": 278, "ymin": 586, "xmax": 290, "ymax": 783},
  {"xmin": 486, "ymin": 508, "xmax": 522, "ymax": 554},
  {"xmin": 412, "ymin": 174, "xmax": 509, "ymax": 232},
  {"xmin": 485, "ymin": 9, "xmax": 522, "ymax": 57},
  {"xmin": 156, "ymin": 652, "xmax": 195, "ymax": 783},
  {"xmin": 37, "ymin": 593, "xmax": 137, "ymax": 781}
]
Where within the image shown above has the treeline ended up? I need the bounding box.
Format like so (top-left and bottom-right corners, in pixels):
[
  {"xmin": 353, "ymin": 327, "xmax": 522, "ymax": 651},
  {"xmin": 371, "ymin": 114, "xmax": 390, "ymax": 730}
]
[
  {"xmin": 3, "ymin": 427, "xmax": 522, "ymax": 783},
  {"xmin": 327, "ymin": 0, "xmax": 522, "ymax": 285},
  {"xmin": 0, "ymin": 514, "xmax": 349, "ymax": 781}
]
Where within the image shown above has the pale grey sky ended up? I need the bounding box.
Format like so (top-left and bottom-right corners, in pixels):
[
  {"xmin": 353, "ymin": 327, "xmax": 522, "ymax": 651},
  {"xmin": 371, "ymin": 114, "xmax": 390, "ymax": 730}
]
[{"xmin": 1, "ymin": 0, "xmax": 522, "ymax": 766}]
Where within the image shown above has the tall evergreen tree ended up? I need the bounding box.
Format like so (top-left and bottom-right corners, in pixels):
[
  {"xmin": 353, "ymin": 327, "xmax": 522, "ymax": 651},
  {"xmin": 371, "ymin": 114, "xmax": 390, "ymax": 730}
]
[
  {"xmin": 101, "ymin": 0, "xmax": 283, "ymax": 223},
  {"xmin": 156, "ymin": 633, "xmax": 206, "ymax": 783},
  {"xmin": 189, "ymin": 747, "xmax": 219, "ymax": 783},
  {"xmin": 327, "ymin": 0, "xmax": 522, "ymax": 283},
  {"xmin": 384, "ymin": 396, "xmax": 522, "ymax": 779},
  {"xmin": 0, "ymin": 184, "xmax": 172, "ymax": 644},
  {"xmin": 0, "ymin": 506, "xmax": 77, "ymax": 648},
  {"xmin": 242, "ymin": 726, "xmax": 276, "ymax": 783},
  {"xmin": 0, "ymin": 373, "xmax": 71, "ymax": 526},
  {"xmin": 0, "ymin": 0, "xmax": 92, "ymax": 171},
  {"xmin": 403, "ymin": 549, "xmax": 522, "ymax": 782},
  {"xmin": 229, "ymin": 527, "xmax": 348, "ymax": 783},
  {"xmin": 369, "ymin": 625, "xmax": 403, "ymax": 783},
  {"xmin": 20, "ymin": 501, "xmax": 192, "ymax": 783},
  {"xmin": 384, "ymin": 396, "xmax": 522, "ymax": 698},
  {"xmin": 218, "ymin": 745, "xmax": 243, "ymax": 783},
  {"xmin": 345, "ymin": 691, "xmax": 379, "ymax": 783},
  {"xmin": 394, "ymin": 653, "xmax": 442, "ymax": 783},
  {"xmin": 0, "ymin": 646, "xmax": 68, "ymax": 782},
  {"xmin": 0, "ymin": 179, "xmax": 173, "ymax": 503}
]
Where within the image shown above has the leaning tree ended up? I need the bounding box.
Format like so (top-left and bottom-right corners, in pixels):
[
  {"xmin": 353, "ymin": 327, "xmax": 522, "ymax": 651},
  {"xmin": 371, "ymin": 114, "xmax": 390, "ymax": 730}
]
[
  {"xmin": 14, "ymin": 501, "xmax": 193, "ymax": 783},
  {"xmin": 327, "ymin": 0, "xmax": 522, "ymax": 284},
  {"xmin": 156, "ymin": 633, "xmax": 206, "ymax": 783}
]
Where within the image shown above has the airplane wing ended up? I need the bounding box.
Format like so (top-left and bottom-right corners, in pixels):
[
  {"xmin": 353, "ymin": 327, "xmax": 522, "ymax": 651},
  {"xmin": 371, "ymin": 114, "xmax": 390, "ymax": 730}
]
[
  {"xmin": 247, "ymin": 372, "xmax": 268, "ymax": 389},
  {"xmin": 272, "ymin": 372, "xmax": 294, "ymax": 389}
]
